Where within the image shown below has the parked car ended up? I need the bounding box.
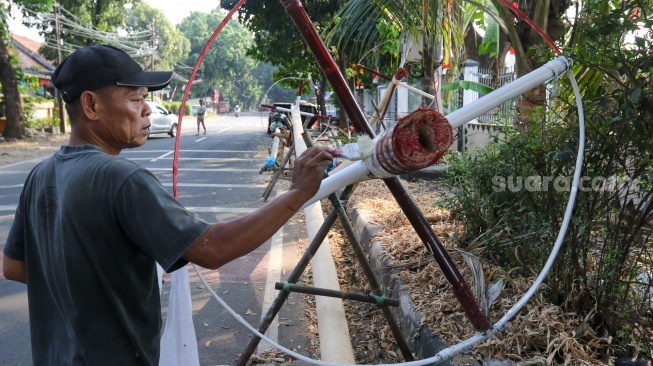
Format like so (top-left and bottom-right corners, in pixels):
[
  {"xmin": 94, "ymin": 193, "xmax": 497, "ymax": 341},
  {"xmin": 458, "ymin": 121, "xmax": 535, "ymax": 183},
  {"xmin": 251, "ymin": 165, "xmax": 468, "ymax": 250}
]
[
  {"xmin": 266, "ymin": 101, "xmax": 318, "ymax": 134},
  {"xmin": 146, "ymin": 101, "xmax": 178, "ymax": 138}
]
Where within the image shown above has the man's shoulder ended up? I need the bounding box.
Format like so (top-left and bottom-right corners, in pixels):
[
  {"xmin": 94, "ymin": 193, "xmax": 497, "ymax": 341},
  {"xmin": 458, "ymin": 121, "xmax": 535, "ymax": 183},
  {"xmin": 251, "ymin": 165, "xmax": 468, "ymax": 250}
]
[{"xmin": 49, "ymin": 147, "xmax": 144, "ymax": 179}]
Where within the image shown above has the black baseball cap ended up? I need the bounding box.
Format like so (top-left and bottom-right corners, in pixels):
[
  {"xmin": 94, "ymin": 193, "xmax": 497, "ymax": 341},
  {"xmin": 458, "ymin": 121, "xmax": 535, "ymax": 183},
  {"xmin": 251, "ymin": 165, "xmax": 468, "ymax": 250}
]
[{"xmin": 51, "ymin": 45, "xmax": 174, "ymax": 102}]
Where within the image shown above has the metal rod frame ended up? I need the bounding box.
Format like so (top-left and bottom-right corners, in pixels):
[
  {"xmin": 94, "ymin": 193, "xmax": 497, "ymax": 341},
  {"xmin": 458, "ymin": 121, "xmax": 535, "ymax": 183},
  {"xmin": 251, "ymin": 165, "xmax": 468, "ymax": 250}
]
[
  {"xmin": 238, "ymin": 128, "xmax": 417, "ymax": 363},
  {"xmin": 261, "ymin": 142, "xmax": 295, "ymax": 201},
  {"xmin": 274, "ymin": 282, "xmax": 400, "ymax": 307},
  {"xmin": 281, "ymin": 0, "xmax": 490, "ymax": 332},
  {"xmin": 236, "ymin": 186, "xmax": 355, "ymax": 365}
]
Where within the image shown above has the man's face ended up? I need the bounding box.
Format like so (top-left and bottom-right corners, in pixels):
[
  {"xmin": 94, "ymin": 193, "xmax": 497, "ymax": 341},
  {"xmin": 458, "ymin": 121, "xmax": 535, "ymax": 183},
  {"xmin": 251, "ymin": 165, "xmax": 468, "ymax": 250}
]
[{"xmin": 94, "ymin": 86, "xmax": 152, "ymax": 151}]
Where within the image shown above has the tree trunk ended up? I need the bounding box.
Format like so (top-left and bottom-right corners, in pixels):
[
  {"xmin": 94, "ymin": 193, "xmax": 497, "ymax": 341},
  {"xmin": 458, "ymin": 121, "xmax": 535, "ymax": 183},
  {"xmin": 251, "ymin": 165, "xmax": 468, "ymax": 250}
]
[
  {"xmin": 316, "ymin": 76, "xmax": 327, "ymax": 116},
  {"xmin": 420, "ymin": 43, "xmax": 434, "ymax": 107},
  {"xmin": 337, "ymin": 53, "xmax": 349, "ymax": 132},
  {"xmin": 0, "ymin": 29, "xmax": 26, "ymax": 139},
  {"xmin": 464, "ymin": 25, "xmax": 493, "ymax": 69}
]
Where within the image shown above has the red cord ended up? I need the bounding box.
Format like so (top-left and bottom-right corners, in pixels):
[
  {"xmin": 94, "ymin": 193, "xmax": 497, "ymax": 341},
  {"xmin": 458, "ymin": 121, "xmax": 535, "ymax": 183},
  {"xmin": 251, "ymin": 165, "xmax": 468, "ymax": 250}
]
[
  {"xmin": 496, "ymin": 0, "xmax": 563, "ymax": 56},
  {"xmin": 172, "ymin": 0, "xmax": 249, "ymax": 199},
  {"xmin": 297, "ymin": 79, "xmax": 304, "ymax": 97}
]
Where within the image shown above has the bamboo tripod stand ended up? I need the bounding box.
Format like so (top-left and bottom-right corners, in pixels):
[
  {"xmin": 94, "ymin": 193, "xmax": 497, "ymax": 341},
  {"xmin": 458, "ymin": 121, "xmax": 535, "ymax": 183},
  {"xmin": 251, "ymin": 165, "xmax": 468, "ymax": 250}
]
[{"xmin": 240, "ymin": 133, "xmax": 415, "ymax": 364}]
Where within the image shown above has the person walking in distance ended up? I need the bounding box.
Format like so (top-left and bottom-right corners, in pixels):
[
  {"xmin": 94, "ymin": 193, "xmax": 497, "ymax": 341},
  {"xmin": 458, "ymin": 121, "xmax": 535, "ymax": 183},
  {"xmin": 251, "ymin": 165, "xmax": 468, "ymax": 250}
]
[
  {"xmin": 196, "ymin": 99, "xmax": 207, "ymax": 135},
  {"xmin": 2, "ymin": 44, "xmax": 334, "ymax": 366}
]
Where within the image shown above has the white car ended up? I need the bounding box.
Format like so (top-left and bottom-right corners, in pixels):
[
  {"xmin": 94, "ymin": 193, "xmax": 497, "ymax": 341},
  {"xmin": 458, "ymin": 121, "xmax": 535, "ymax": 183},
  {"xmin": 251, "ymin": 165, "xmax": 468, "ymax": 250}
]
[{"xmin": 146, "ymin": 101, "xmax": 178, "ymax": 138}]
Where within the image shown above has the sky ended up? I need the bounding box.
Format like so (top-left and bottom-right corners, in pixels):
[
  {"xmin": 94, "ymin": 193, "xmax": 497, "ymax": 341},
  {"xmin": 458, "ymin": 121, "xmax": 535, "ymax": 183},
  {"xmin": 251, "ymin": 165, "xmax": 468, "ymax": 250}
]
[
  {"xmin": 145, "ymin": 0, "xmax": 218, "ymax": 26},
  {"xmin": 7, "ymin": 0, "xmax": 217, "ymax": 42}
]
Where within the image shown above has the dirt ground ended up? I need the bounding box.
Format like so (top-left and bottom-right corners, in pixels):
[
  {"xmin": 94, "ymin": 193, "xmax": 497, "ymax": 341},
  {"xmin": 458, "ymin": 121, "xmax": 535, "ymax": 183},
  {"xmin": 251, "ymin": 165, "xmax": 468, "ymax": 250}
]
[{"xmin": 0, "ymin": 131, "xmax": 70, "ymax": 166}]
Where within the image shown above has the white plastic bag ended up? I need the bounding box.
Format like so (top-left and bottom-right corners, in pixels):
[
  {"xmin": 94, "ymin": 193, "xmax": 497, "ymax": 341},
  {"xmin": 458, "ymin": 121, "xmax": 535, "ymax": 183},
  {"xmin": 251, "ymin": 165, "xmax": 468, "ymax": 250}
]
[{"xmin": 159, "ymin": 266, "xmax": 200, "ymax": 366}]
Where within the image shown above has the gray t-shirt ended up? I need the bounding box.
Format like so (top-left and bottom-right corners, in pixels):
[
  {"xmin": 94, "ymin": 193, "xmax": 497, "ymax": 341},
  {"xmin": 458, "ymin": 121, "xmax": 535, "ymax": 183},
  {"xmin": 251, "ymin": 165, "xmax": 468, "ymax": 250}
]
[{"xmin": 4, "ymin": 145, "xmax": 210, "ymax": 365}]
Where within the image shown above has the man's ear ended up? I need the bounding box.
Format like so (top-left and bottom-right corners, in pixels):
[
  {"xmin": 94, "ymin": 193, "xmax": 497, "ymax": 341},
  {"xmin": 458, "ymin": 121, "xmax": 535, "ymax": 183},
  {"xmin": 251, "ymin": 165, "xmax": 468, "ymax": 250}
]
[{"xmin": 79, "ymin": 91, "xmax": 101, "ymax": 121}]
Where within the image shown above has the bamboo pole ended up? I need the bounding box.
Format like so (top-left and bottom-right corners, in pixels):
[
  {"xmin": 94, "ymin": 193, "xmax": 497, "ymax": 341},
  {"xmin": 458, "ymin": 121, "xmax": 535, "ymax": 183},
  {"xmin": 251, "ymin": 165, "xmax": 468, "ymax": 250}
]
[
  {"xmin": 281, "ymin": 0, "xmax": 491, "ymax": 331},
  {"xmin": 291, "ymin": 102, "xmax": 356, "ymax": 364}
]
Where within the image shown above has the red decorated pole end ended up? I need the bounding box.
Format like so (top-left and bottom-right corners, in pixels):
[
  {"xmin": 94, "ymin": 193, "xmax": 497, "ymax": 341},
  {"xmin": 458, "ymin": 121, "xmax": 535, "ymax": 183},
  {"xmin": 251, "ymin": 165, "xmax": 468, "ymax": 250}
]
[{"xmin": 374, "ymin": 108, "xmax": 454, "ymax": 175}]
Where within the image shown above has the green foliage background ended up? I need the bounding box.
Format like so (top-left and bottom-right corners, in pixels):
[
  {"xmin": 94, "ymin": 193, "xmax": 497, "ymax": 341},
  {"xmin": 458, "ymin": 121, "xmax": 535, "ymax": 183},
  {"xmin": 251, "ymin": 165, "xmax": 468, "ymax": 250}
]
[{"xmin": 445, "ymin": 1, "xmax": 653, "ymax": 357}]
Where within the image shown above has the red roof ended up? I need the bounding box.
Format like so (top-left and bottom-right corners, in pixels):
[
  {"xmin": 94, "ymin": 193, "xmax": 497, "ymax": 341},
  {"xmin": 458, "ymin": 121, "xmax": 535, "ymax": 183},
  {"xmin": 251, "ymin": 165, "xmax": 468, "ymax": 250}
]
[
  {"xmin": 11, "ymin": 34, "xmax": 41, "ymax": 54},
  {"xmin": 10, "ymin": 33, "xmax": 55, "ymax": 72}
]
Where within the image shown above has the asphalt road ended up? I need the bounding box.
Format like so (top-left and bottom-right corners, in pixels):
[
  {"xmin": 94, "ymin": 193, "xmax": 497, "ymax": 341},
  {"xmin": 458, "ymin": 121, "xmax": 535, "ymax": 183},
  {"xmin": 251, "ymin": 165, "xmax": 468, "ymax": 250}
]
[{"xmin": 0, "ymin": 113, "xmax": 317, "ymax": 365}]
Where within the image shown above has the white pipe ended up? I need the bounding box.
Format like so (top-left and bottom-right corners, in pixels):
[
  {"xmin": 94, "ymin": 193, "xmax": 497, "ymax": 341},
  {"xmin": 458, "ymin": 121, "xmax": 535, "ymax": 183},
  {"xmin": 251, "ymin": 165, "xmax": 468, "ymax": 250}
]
[
  {"xmin": 398, "ymin": 81, "xmax": 435, "ymax": 100},
  {"xmin": 368, "ymin": 76, "xmax": 399, "ymax": 128},
  {"xmin": 370, "ymin": 74, "xmax": 435, "ymax": 129},
  {"xmin": 306, "ymin": 59, "xmax": 572, "ymax": 210},
  {"xmin": 269, "ymin": 128, "xmax": 280, "ymax": 158},
  {"xmin": 301, "ymin": 161, "xmax": 371, "ymax": 209},
  {"xmin": 291, "ymin": 99, "xmax": 356, "ymax": 364},
  {"xmin": 272, "ymin": 105, "xmax": 320, "ymax": 119},
  {"xmin": 447, "ymin": 56, "xmax": 571, "ymax": 128}
]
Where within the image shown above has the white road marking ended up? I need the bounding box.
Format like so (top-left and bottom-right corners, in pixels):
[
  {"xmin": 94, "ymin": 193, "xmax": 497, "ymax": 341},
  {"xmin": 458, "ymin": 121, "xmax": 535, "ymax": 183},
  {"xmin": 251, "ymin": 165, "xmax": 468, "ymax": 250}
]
[
  {"xmin": 194, "ymin": 137, "xmax": 208, "ymax": 142},
  {"xmin": 0, "ymin": 171, "xmax": 31, "ymax": 174},
  {"xmin": 151, "ymin": 151, "xmax": 174, "ymax": 162},
  {"xmin": 0, "ymin": 157, "xmax": 47, "ymax": 170},
  {"xmin": 122, "ymin": 150, "xmax": 172, "ymax": 153},
  {"xmin": 183, "ymin": 207, "xmax": 257, "ymax": 213},
  {"xmin": 161, "ymin": 183, "xmax": 267, "ymax": 188},
  {"xmin": 0, "ymin": 182, "xmax": 267, "ymax": 190},
  {"xmin": 0, "ymin": 184, "xmax": 24, "ymax": 189},
  {"xmin": 215, "ymin": 126, "xmax": 234, "ymax": 134},
  {"xmin": 0, "ymin": 205, "xmax": 258, "ymax": 213},
  {"xmin": 148, "ymin": 168, "xmax": 260, "ymax": 172},
  {"xmin": 128, "ymin": 157, "xmax": 258, "ymax": 162},
  {"xmin": 257, "ymin": 224, "xmax": 283, "ymax": 352},
  {"xmin": 125, "ymin": 149, "xmax": 259, "ymax": 154}
]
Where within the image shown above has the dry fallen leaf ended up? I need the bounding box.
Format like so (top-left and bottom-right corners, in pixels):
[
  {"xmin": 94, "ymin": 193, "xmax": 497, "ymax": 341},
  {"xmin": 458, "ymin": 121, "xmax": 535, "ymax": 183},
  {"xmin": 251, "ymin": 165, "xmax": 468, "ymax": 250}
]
[{"xmin": 313, "ymin": 179, "xmax": 617, "ymax": 365}]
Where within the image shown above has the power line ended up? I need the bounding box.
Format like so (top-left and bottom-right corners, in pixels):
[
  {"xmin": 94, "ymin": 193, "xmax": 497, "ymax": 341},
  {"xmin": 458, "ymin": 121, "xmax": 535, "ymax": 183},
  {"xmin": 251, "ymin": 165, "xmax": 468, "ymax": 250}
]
[
  {"xmin": 20, "ymin": 4, "xmax": 154, "ymax": 56},
  {"xmin": 17, "ymin": 3, "xmax": 189, "ymax": 78}
]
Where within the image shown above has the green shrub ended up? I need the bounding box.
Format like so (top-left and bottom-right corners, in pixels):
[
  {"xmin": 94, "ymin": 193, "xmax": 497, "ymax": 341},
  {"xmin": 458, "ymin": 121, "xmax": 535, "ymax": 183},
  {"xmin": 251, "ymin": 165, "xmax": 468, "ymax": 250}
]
[
  {"xmin": 26, "ymin": 116, "xmax": 58, "ymax": 130},
  {"xmin": 160, "ymin": 101, "xmax": 192, "ymax": 116},
  {"xmin": 445, "ymin": 2, "xmax": 653, "ymax": 356}
]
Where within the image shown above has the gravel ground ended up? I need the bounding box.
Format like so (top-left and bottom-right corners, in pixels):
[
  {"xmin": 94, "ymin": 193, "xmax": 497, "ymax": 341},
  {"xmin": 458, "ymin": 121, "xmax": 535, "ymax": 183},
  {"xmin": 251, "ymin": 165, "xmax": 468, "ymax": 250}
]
[{"xmin": 0, "ymin": 131, "xmax": 69, "ymax": 166}]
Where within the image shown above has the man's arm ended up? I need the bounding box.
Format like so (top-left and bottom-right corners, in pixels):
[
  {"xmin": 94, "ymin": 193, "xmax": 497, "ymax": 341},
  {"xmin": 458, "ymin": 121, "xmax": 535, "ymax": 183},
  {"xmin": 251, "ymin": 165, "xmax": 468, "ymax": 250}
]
[
  {"xmin": 183, "ymin": 147, "xmax": 332, "ymax": 270},
  {"xmin": 3, "ymin": 255, "xmax": 26, "ymax": 284}
]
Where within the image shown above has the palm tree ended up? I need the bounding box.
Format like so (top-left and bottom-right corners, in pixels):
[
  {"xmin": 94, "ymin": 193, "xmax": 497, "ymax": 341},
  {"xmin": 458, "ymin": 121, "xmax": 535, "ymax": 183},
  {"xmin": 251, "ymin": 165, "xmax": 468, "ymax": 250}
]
[
  {"xmin": 324, "ymin": 0, "xmax": 481, "ymax": 109},
  {"xmin": 325, "ymin": 0, "xmax": 571, "ymax": 113}
]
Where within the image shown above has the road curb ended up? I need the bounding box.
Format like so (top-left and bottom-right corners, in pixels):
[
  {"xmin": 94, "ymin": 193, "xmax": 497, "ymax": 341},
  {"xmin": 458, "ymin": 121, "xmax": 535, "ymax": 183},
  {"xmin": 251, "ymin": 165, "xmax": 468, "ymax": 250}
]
[{"xmin": 349, "ymin": 208, "xmax": 457, "ymax": 364}]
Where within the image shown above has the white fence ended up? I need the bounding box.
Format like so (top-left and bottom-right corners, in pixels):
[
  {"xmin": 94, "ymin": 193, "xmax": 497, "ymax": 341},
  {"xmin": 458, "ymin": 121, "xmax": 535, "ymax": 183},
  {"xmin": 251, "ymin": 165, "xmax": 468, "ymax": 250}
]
[
  {"xmin": 354, "ymin": 60, "xmax": 517, "ymax": 153},
  {"xmin": 458, "ymin": 60, "xmax": 517, "ymax": 153}
]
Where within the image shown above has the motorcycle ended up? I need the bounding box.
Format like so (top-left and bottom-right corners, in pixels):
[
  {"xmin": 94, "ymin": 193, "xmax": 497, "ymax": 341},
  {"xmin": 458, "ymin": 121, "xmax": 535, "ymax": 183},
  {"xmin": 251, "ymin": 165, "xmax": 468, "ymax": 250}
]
[{"xmin": 235, "ymin": 107, "xmax": 241, "ymax": 117}]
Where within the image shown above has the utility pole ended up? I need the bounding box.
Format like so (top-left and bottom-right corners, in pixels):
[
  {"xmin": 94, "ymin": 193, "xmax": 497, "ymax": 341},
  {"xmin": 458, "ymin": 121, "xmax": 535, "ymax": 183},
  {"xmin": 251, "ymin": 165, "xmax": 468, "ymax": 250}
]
[
  {"xmin": 55, "ymin": 4, "xmax": 66, "ymax": 134},
  {"xmin": 149, "ymin": 19, "xmax": 155, "ymax": 101}
]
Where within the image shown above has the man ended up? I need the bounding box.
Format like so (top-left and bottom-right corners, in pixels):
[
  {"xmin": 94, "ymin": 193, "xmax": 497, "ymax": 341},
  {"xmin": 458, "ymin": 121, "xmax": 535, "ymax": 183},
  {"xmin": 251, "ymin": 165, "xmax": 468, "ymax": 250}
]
[
  {"xmin": 269, "ymin": 117, "xmax": 283, "ymax": 133},
  {"xmin": 2, "ymin": 45, "xmax": 333, "ymax": 365},
  {"xmin": 196, "ymin": 99, "xmax": 207, "ymax": 135}
]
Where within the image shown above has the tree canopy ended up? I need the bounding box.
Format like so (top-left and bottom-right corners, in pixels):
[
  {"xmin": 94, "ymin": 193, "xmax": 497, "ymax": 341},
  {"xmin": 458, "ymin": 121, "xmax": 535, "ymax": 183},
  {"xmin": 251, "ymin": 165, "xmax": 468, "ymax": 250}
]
[
  {"xmin": 177, "ymin": 9, "xmax": 262, "ymax": 109},
  {"xmin": 123, "ymin": 3, "xmax": 190, "ymax": 72},
  {"xmin": 220, "ymin": 0, "xmax": 346, "ymax": 112}
]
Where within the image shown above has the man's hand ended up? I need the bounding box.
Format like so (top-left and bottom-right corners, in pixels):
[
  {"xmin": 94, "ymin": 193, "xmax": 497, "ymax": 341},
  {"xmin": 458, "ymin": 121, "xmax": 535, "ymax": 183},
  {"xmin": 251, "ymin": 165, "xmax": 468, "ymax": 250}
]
[{"xmin": 289, "ymin": 147, "xmax": 333, "ymax": 201}]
